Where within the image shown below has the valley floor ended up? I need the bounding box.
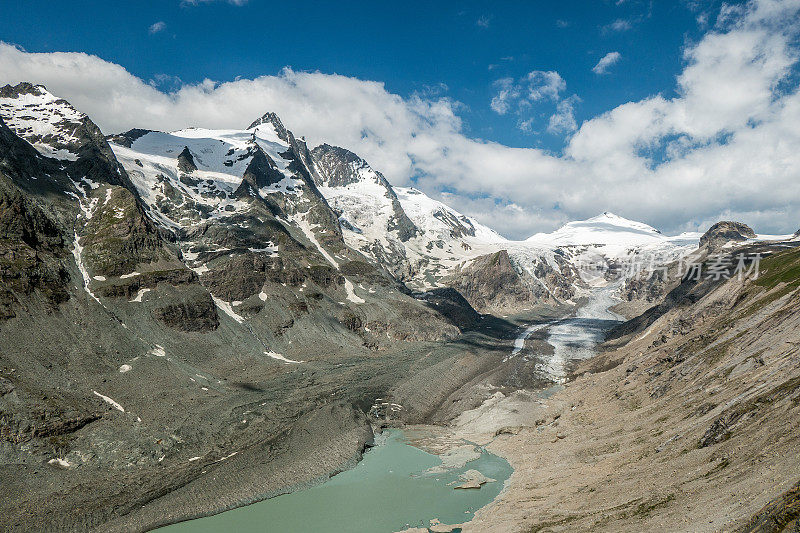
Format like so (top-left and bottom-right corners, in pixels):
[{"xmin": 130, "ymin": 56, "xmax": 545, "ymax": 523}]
[
  {"xmin": 6, "ymin": 249, "xmax": 800, "ymax": 533},
  {"xmin": 455, "ymin": 251, "xmax": 800, "ymax": 532}
]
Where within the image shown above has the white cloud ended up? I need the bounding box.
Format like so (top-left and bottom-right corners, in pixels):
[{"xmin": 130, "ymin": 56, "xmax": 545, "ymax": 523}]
[
  {"xmin": 592, "ymin": 51, "xmax": 622, "ymax": 74},
  {"xmin": 0, "ymin": 0, "xmax": 799, "ymax": 239},
  {"xmin": 547, "ymin": 95, "xmax": 581, "ymax": 134},
  {"xmin": 603, "ymin": 18, "xmax": 633, "ymax": 33},
  {"xmin": 148, "ymin": 21, "xmax": 166, "ymax": 34},
  {"xmin": 492, "ymin": 71, "xmax": 575, "ymax": 134},
  {"xmin": 490, "ymin": 71, "xmax": 567, "ymax": 124},
  {"xmin": 490, "ymin": 78, "xmax": 517, "ymax": 114},
  {"xmin": 524, "ymin": 71, "xmax": 566, "ymax": 101}
]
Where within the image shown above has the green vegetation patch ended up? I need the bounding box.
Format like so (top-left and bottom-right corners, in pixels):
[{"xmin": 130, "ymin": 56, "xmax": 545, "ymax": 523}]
[
  {"xmin": 730, "ymin": 248, "xmax": 800, "ymax": 321},
  {"xmin": 754, "ymin": 248, "xmax": 800, "ymax": 290}
]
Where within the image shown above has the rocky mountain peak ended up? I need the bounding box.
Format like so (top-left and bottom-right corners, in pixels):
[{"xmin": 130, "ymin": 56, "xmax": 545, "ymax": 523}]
[
  {"xmin": 0, "ymin": 82, "xmax": 135, "ymax": 191},
  {"xmin": 311, "ymin": 143, "xmax": 372, "ymax": 188},
  {"xmin": 314, "ymin": 143, "xmax": 361, "ymax": 164},
  {"xmin": 445, "ymin": 249, "xmax": 575, "ymax": 313},
  {"xmin": 107, "ymin": 128, "xmax": 154, "ymax": 148},
  {"xmin": 247, "ymin": 111, "xmax": 289, "ymax": 141},
  {"xmin": 700, "ymin": 221, "xmax": 756, "ymax": 251},
  {"xmin": 0, "ymin": 82, "xmax": 88, "ymax": 161},
  {"xmin": 0, "ymin": 82, "xmax": 49, "ymax": 98}
]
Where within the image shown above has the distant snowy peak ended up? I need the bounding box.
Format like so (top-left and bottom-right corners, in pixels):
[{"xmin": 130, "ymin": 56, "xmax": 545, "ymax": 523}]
[
  {"xmin": 0, "ymin": 82, "xmax": 91, "ymax": 161},
  {"xmin": 527, "ymin": 212, "xmax": 673, "ymax": 247},
  {"xmin": 583, "ymin": 212, "xmax": 662, "ymax": 236},
  {"xmin": 396, "ymin": 187, "xmax": 506, "ymax": 244}
]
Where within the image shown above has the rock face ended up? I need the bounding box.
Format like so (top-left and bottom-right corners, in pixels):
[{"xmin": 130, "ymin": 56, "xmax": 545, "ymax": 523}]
[
  {"xmin": 232, "ymin": 147, "xmax": 287, "ymax": 199},
  {"xmin": 176, "ymin": 146, "xmax": 197, "ymax": 173},
  {"xmin": 445, "ymin": 250, "xmax": 576, "ymax": 314},
  {"xmin": 699, "ymin": 221, "xmax": 756, "ymax": 251},
  {"xmin": 0, "ymin": 84, "xmax": 481, "ymax": 531},
  {"xmin": 0, "ymin": 173, "xmax": 70, "ymax": 319},
  {"xmin": 413, "ymin": 287, "xmax": 482, "ymax": 331}
]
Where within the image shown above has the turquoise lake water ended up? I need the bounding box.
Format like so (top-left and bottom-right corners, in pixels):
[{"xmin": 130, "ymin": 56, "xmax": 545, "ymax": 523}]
[{"xmin": 158, "ymin": 429, "xmax": 512, "ymax": 533}]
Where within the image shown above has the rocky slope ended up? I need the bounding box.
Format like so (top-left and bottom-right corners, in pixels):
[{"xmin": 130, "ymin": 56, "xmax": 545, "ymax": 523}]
[
  {"xmin": 443, "ymin": 249, "xmax": 576, "ymax": 315},
  {"xmin": 0, "ymin": 83, "xmax": 503, "ymax": 532},
  {"xmin": 457, "ymin": 237, "xmax": 800, "ymax": 532}
]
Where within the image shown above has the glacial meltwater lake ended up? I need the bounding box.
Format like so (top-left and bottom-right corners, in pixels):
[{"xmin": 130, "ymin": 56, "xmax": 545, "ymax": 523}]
[{"xmin": 158, "ymin": 430, "xmax": 512, "ymax": 533}]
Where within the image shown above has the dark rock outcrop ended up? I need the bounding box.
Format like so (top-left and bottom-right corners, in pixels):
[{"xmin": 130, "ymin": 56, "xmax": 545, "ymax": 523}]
[
  {"xmin": 106, "ymin": 129, "xmax": 153, "ymax": 148},
  {"xmin": 176, "ymin": 146, "xmax": 197, "ymax": 173},
  {"xmin": 152, "ymin": 293, "xmax": 219, "ymax": 332},
  {"xmin": 0, "ymin": 184, "xmax": 70, "ymax": 319},
  {"xmin": 413, "ymin": 287, "xmax": 481, "ymax": 331},
  {"xmin": 232, "ymin": 147, "xmax": 285, "ymax": 198}
]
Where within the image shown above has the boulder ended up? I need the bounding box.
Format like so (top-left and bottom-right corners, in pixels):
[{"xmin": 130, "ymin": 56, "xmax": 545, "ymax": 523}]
[{"xmin": 453, "ymin": 469, "xmax": 496, "ymax": 489}]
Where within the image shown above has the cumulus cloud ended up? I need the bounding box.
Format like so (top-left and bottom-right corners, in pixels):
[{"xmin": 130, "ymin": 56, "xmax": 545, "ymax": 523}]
[
  {"xmin": 489, "ymin": 78, "xmax": 517, "ymax": 114},
  {"xmin": 148, "ymin": 21, "xmax": 166, "ymax": 34},
  {"xmin": 491, "ymin": 71, "xmax": 566, "ymax": 116},
  {"xmin": 592, "ymin": 51, "xmax": 622, "ymax": 74},
  {"xmin": 0, "ymin": 0, "xmax": 798, "ymax": 239}
]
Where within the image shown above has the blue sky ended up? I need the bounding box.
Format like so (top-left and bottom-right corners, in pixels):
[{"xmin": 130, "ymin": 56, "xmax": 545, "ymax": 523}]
[
  {"xmin": 0, "ymin": 0, "xmax": 730, "ymax": 151},
  {"xmin": 1, "ymin": 0, "xmax": 798, "ymax": 239}
]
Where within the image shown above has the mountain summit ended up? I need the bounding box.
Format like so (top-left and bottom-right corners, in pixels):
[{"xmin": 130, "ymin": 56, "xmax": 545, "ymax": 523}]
[{"xmin": 526, "ymin": 212, "xmax": 671, "ymax": 247}]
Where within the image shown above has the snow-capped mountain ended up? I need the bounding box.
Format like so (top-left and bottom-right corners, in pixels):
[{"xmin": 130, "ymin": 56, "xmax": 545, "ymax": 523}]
[
  {"xmin": 528, "ymin": 212, "xmax": 667, "ymax": 246},
  {"xmin": 526, "ymin": 212, "xmax": 700, "ymax": 253},
  {"xmin": 0, "ymin": 80, "xmax": 477, "ymax": 377},
  {"xmin": 283, "ymin": 140, "xmax": 508, "ymax": 287},
  {"xmin": 308, "ymin": 143, "xmax": 419, "ymax": 279},
  {"xmin": 108, "ymin": 113, "xmax": 360, "ymax": 283},
  {"xmin": 0, "ymin": 82, "xmax": 94, "ymax": 161},
  {"xmin": 101, "ymin": 101, "xmax": 701, "ymax": 301},
  {"xmin": 0, "ymin": 82, "xmax": 703, "ymax": 317},
  {"xmin": 523, "ymin": 212, "xmax": 701, "ymax": 282}
]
